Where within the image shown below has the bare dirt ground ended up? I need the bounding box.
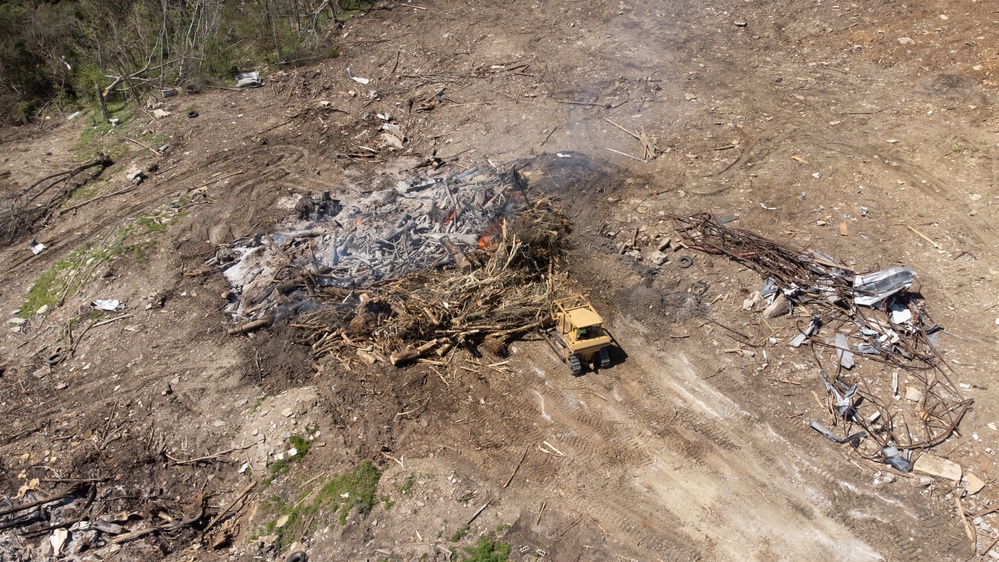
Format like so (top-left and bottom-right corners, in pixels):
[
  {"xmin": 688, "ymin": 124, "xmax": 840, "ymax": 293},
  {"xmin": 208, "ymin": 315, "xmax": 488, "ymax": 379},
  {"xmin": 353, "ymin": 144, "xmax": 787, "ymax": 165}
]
[{"xmin": 3, "ymin": 0, "xmax": 999, "ymax": 560}]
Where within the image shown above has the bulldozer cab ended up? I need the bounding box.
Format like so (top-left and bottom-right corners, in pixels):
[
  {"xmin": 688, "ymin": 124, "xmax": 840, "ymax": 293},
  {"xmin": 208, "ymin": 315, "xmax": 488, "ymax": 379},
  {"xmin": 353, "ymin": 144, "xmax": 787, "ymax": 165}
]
[
  {"xmin": 551, "ymin": 297, "xmax": 610, "ymax": 351},
  {"xmin": 542, "ymin": 295, "xmax": 616, "ymax": 375}
]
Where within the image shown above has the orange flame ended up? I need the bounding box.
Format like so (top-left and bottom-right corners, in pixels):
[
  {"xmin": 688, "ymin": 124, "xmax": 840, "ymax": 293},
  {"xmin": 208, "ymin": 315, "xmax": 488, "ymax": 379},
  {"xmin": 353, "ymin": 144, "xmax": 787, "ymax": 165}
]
[{"xmin": 477, "ymin": 218, "xmax": 505, "ymax": 250}]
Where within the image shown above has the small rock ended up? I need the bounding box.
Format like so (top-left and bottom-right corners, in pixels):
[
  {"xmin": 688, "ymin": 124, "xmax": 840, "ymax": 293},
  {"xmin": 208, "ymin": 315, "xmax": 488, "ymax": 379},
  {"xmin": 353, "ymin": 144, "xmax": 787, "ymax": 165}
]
[
  {"xmin": 898, "ymin": 37, "xmax": 915, "ymax": 45},
  {"xmin": 8, "ymin": 318, "xmax": 26, "ymax": 325},
  {"xmin": 733, "ymin": 20, "xmax": 747, "ymax": 27},
  {"xmin": 282, "ymin": 408, "xmax": 294, "ymax": 418},
  {"xmin": 125, "ymin": 167, "xmax": 145, "ymax": 185},
  {"xmin": 647, "ymin": 250, "xmax": 669, "ymax": 266},
  {"xmin": 742, "ymin": 299, "xmax": 755, "ymax": 311},
  {"xmin": 36, "ymin": 304, "xmax": 49, "ymax": 316},
  {"xmin": 275, "ymin": 515, "xmax": 289, "ymax": 528},
  {"xmin": 54, "ymin": 382, "xmax": 68, "ymax": 390},
  {"xmin": 684, "ymin": 92, "xmax": 697, "ymax": 101},
  {"xmin": 970, "ymin": 193, "xmax": 983, "ymax": 201},
  {"xmin": 762, "ymin": 293, "xmax": 790, "ymax": 319},
  {"xmin": 658, "ymin": 238, "xmax": 672, "ymax": 252},
  {"xmin": 989, "ymin": 422, "xmax": 997, "ymax": 431},
  {"xmin": 287, "ymin": 447, "xmax": 298, "ymax": 458},
  {"xmin": 966, "ymin": 472, "xmax": 987, "ymax": 495},
  {"xmin": 904, "ymin": 386, "xmax": 923, "ymax": 402},
  {"xmin": 918, "ymin": 476, "xmax": 934, "ymax": 486},
  {"xmin": 913, "ymin": 454, "xmax": 962, "ymax": 482}
]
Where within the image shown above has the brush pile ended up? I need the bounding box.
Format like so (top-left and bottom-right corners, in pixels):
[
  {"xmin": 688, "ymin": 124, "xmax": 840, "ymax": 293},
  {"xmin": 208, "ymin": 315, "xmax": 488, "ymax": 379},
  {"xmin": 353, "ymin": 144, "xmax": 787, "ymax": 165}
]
[{"xmin": 293, "ymin": 200, "xmax": 572, "ymax": 364}]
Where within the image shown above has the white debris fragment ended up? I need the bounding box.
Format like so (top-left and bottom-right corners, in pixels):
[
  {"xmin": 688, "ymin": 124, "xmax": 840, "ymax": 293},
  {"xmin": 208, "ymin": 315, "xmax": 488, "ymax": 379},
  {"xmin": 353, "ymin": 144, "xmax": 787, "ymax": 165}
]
[{"xmin": 347, "ymin": 68, "xmax": 370, "ymax": 84}]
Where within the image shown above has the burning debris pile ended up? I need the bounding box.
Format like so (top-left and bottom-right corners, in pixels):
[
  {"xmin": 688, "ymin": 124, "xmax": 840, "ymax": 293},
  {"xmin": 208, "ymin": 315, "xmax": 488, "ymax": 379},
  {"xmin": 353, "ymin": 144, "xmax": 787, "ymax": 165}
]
[
  {"xmin": 216, "ymin": 162, "xmax": 572, "ymax": 363},
  {"xmin": 673, "ymin": 213, "xmax": 971, "ymax": 470},
  {"xmin": 214, "ymin": 164, "xmax": 530, "ymax": 322}
]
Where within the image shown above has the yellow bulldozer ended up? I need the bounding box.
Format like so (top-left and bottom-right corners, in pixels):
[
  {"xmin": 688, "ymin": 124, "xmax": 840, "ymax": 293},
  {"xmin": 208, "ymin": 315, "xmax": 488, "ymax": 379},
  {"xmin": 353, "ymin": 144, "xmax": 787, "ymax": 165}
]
[{"xmin": 541, "ymin": 296, "xmax": 615, "ymax": 376}]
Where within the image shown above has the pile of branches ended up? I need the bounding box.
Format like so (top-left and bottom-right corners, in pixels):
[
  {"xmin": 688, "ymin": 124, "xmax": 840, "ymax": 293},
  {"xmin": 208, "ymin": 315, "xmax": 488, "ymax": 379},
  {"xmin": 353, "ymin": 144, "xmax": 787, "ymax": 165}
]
[
  {"xmin": 1, "ymin": 155, "xmax": 113, "ymax": 246},
  {"xmin": 672, "ymin": 212, "xmax": 971, "ymax": 466},
  {"xmin": 292, "ymin": 199, "xmax": 572, "ymax": 365}
]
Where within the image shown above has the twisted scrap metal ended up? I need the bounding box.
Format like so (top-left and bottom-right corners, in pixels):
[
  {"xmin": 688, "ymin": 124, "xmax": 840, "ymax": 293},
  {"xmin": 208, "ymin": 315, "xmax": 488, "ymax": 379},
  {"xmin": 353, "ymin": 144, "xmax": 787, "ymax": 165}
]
[{"xmin": 672, "ymin": 212, "xmax": 971, "ymax": 465}]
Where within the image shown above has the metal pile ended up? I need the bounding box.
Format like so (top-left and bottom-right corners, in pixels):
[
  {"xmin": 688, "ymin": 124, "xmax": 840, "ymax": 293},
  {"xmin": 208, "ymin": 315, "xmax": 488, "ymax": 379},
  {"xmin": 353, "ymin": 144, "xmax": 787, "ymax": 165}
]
[
  {"xmin": 672, "ymin": 212, "xmax": 971, "ymax": 470},
  {"xmin": 214, "ymin": 164, "xmax": 529, "ymax": 322}
]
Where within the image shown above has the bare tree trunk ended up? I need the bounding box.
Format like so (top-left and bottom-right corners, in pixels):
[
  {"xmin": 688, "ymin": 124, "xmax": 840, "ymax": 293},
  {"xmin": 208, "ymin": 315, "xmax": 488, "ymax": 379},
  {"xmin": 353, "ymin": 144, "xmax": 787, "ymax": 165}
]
[
  {"xmin": 95, "ymin": 83, "xmax": 110, "ymax": 122},
  {"xmin": 159, "ymin": 0, "xmax": 168, "ymax": 88}
]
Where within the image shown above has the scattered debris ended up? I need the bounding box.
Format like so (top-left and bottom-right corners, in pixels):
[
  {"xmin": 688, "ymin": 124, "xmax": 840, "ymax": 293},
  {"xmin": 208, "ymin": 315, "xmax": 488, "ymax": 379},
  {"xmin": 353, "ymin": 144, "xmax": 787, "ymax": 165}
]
[
  {"xmin": 28, "ymin": 238, "xmax": 46, "ymax": 255},
  {"xmin": 125, "ymin": 166, "xmax": 145, "ymax": 185},
  {"xmin": 965, "ymin": 472, "xmax": 986, "ymax": 495},
  {"xmin": 91, "ymin": 299, "xmax": 123, "ymax": 312},
  {"xmin": 347, "ymin": 68, "xmax": 370, "ymax": 85},
  {"xmin": 672, "ymin": 212, "xmax": 971, "ymax": 469},
  {"xmin": 235, "ymin": 71, "xmax": 263, "ymax": 88}
]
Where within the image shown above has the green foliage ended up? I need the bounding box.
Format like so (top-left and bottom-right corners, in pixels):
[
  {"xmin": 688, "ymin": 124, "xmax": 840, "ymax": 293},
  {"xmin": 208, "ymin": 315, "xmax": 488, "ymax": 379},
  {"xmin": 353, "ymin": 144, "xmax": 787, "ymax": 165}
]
[
  {"xmin": 263, "ymin": 461, "xmax": 382, "ymax": 552},
  {"xmin": 449, "ymin": 524, "xmax": 470, "ymax": 543},
  {"xmin": 0, "ymin": 0, "xmax": 361, "ymax": 124},
  {"xmin": 264, "ymin": 435, "xmax": 312, "ymax": 484},
  {"xmin": 461, "ymin": 533, "xmax": 511, "ymax": 562},
  {"xmin": 395, "ymin": 474, "xmax": 416, "ymax": 496},
  {"xmin": 0, "ymin": 1, "xmax": 83, "ymax": 123}
]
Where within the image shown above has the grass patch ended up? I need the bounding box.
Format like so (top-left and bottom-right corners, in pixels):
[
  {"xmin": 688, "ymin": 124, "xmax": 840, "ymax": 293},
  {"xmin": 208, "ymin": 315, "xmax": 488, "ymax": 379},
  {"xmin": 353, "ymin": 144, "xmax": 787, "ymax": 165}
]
[
  {"xmin": 19, "ymin": 227, "xmax": 130, "ymax": 317},
  {"xmin": 76, "ymin": 103, "xmax": 136, "ymax": 161},
  {"xmin": 461, "ymin": 532, "xmax": 511, "ymax": 562},
  {"xmin": 395, "ymin": 474, "xmax": 416, "ymax": 496},
  {"xmin": 263, "ymin": 461, "xmax": 382, "ymax": 552},
  {"xmin": 264, "ymin": 435, "xmax": 311, "ymax": 485},
  {"xmin": 19, "ymin": 198, "xmax": 187, "ymax": 316},
  {"xmin": 449, "ymin": 524, "xmax": 470, "ymax": 543}
]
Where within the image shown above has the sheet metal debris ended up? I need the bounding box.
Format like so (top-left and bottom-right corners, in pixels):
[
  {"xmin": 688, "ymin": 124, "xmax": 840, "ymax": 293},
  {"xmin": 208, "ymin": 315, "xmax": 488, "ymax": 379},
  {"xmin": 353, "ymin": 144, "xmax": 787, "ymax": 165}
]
[
  {"xmin": 672, "ymin": 212, "xmax": 972, "ymax": 471},
  {"xmin": 235, "ymin": 71, "xmax": 263, "ymax": 88}
]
